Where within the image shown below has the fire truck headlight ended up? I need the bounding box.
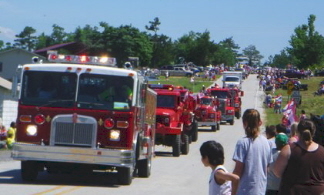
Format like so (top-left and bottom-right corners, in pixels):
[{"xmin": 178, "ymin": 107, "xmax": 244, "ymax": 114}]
[
  {"xmin": 209, "ymin": 113, "xmax": 215, "ymax": 118},
  {"xmin": 227, "ymin": 110, "xmax": 233, "ymax": 113},
  {"xmin": 234, "ymin": 103, "xmax": 239, "ymax": 107},
  {"xmin": 164, "ymin": 117, "xmax": 170, "ymax": 124},
  {"xmin": 110, "ymin": 130, "xmax": 120, "ymax": 141},
  {"xmin": 26, "ymin": 125, "xmax": 37, "ymax": 136}
]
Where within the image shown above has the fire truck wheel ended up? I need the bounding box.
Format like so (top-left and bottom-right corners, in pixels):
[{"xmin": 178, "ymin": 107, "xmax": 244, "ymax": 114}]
[
  {"xmin": 172, "ymin": 134, "xmax": 181, "ymax": 157},
  {"xmin": 117, "ymin": 167, "xmax": 133, "ymax": 185},
  {"xmin": 181, "ymin": 134, "xmax": 190, "ymax": 155},
  {"xmin": 216, "ymin": 122, "xmax": 220, "ymax": 130},
  {"xmin": 229, "ymin": 120, "xmax": 234, "ymax": 125},
  {"xmin": 137, "ymin": 156, "xmax": 152, "ymax": 178},
  {"xmin": 211, "ymin": 125, "xmax": 216, "ymax": 132},
  {"xmin": 191, "ymin": 121, "xmax": 198, "ymax": 142},
  {"xmin": 21, "ymin": 161, "xmax": 38, "ymax": 181},
  {"xmin": 235, "ymin": 112, "xmax": 241, "ymax": 119}
]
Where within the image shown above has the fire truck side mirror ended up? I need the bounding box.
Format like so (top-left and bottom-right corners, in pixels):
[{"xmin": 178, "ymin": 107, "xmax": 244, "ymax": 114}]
[{"xmin": 241, "ymin": 91, "xmax": 244, "ymax": 96}]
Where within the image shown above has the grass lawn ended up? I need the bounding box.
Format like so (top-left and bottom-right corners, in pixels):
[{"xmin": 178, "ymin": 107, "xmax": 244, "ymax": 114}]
[
  {"xmin": 264, "ymin": 76, "xmax": 324, "ymax": 126},
  {"xmin": 148, "ymin": 75, "xmax": 220, "ymax": 93}
]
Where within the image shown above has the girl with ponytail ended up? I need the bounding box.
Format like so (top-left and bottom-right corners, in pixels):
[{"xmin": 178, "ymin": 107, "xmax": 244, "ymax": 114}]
[
  {"xmin": 273, "ymin": 119, "xmax": 324, "ymax": 194},
  {"xmin": 232, "ymin": 109, "xmax": 272, "ymax": 194}
]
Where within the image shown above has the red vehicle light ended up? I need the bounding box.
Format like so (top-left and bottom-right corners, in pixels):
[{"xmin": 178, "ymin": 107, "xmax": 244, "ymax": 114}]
[
  {"xmin": 34, "ymin": 114, "xmax": 45, "ymax": 125},
  {"xmin": 49, "ymin": 54, "xmax": 58, "ymax": 60},
  {"xmin": 20, "ymin": 115, "xmax": 32, "ymax": 122},
  {"xmin": 65, "ymin": 55, "xmax": 72, "ymax": 61},
  {"xmin": 104, "ymin": 118, "xmax": 114, "ymax": 129}
]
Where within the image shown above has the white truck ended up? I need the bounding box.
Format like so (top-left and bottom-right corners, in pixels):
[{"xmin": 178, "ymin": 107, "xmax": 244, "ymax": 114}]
[{"xmin": 222, "ymin": 71, "xmax": 243, "ymax": 89}]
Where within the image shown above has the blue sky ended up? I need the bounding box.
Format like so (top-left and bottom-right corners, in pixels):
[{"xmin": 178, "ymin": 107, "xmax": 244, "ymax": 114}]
[{"xmin": 1, "ymin": 0, "xmax": 323, "ymax": 63}]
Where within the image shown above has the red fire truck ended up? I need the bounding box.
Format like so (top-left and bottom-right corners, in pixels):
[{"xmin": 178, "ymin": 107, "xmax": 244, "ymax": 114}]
[
  {"xmin": 207, "ymin": 87, "xmax": 235, "ymax": 125},
  {"xmin": 173, "ymin": 86, "xmax": 198, "ymax": 142},
  {"xmin": 194, "ymin": 93, "xmax": 221, "ymax": 131},
  {"xmin": 229, "ymin": 88, "xmax": 244, "ymax": 119},
  {"xmin": 11, "ymin": 54, "xmax": 157, "ymax": 185},
  {"xmin": 148, "ymin": 84, "xmax": 190, "ymax": 157}
]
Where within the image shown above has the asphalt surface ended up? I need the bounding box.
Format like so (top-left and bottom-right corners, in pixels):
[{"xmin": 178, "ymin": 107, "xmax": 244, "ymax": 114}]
[{"xmin": 0, "ymin": 149, "xmax": 13, "ymax": 162}]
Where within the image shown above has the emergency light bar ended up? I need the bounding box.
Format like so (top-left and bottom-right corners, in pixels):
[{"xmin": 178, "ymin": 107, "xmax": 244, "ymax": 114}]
[
  {"xmin": 48, "ymin": 54, "xmax": 117, "ymax": 66},
  {"xmin": 149, "ymin": 84, "xmax": 174, "ymax": 90}
]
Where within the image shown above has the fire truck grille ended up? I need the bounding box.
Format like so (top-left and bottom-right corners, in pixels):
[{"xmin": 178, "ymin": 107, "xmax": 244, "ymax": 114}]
[
  {"xmin": 50, "ymin": 115, "xmax": 97, "ymax": 148},
  {"xmin": 156, "ymin": 116, "xmax": 164, "ymax": 124},
  {"xmin": 54, "ymin": 123, "xmax": 94, "ymax": 146},
  {"xmin": 218, "ymin": 100, "xmax": 226, "ymax": 113}
]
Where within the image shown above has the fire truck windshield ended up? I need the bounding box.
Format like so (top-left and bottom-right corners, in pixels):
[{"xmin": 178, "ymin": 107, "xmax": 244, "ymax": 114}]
[
  {"xmin": 20, "ymin": 71, "xmax": 134, "ymax": 110},
  {"xmin": 77, "ymin": 74, "xmax": 133, "ymax": 110},
  {"xmin": 210, "ymin": 91, "xmax": 228, "ymax": 99},
  {"xmin": 200, "ymin": 98, "xmax": 212, "ymax": 105},
  {"xmin": 20, "ymin": 71, "xmax": 77, "ymax": 107},
  {"xmin": 157, "ymin": 95, "xmax": 176, "ymax": 108}
]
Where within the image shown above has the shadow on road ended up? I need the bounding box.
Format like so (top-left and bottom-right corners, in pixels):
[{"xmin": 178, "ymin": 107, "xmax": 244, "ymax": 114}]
[{"xmin": 0, "ymin": 168, "xmax": 139, "ymax": 187}]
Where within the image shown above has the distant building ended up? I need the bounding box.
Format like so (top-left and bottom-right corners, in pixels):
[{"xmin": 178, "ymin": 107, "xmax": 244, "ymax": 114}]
[{"xmin": 0, "ymin": 48, "xmax": 45, "ymax": 81}]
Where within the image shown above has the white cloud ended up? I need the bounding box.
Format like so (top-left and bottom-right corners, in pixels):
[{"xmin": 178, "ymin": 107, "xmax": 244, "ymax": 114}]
[{"xmin": 0, "ymin": 26, "xmax": 16, "ymax": 42}]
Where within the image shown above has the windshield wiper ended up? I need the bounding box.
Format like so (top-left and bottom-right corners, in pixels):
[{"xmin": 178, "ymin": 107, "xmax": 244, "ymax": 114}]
[{"xmin": 36, "ymin": 99, "xmax": 75, "ymax": 110}]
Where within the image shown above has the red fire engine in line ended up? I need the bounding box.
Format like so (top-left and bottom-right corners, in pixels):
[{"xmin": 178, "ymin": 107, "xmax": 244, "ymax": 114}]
[
  {"xmin": 206, "ymin": 87, "xmax": 235, "ymax": 125},
  {"xmin": 148, "ymin": 84, "xmax": 191, "ymax": 157},
  {"xmin": 194, "ymin": 93, "xmax": 221, "ymax": 131},
  {"xmin": 11, "ymin": 54, "xmax": 157, "ymax": 185},
  {"xmin": 173, "ymin": 85, "xmax": 198, "ymax": 142},
  {"xmin": 229, "ymin": 88, "xmax": 244, "ymax": 119}
]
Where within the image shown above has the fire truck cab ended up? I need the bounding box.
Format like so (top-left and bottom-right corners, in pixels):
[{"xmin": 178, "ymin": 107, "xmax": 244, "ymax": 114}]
[
  {"xmin": 148, "ymin": 84, "xmax": 190, "ymax": 157},
  {"xmin": 194, "ymin": 93, "xmax": 221, "ymax": 131},
  {"xmin": 12, "ymin": 54, "xmax": 157, "ymax": 185},
  {"xmin": 207, "ymin": 87, "xmax": 235, "ymax": 125}
]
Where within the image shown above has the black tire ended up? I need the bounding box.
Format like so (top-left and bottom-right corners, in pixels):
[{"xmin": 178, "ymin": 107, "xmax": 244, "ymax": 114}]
[
  {"xmin": 191, "ymin": 121, "xmax": 198, "ymax": 142},
  {"xmin": 229, "ymin": 120, "xmax": 234, "ymax": 125},
  {"xmin": 181, "ymin": 134, "xmax": 189, "ymax": 155},
  {"xmin": 117, "ymin": 167, "xmax": 133, "ymax": 185},
  {"xmin": 216, "ymin": 122, "xmax": 220, "ymax": 130},
  {"xmin": 21, "ymin": 161, "xmax": 38, "ymax": 181},
  {"xmin": 172, "ymin": 134, "xmax": 181, "ymax": 157},
  {"xmin": 137, "ymin": 156, "xmax": 151, "ymax": 178},
  {"xmin": 211, "ymin": 125, "xmax": 216, "ymax": 132}
]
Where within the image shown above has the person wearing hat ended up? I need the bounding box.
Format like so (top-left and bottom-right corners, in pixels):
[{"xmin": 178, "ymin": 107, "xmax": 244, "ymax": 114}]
[{"xmin": 266, "ymin": 133, "xmax": 288, "ymax": 195}]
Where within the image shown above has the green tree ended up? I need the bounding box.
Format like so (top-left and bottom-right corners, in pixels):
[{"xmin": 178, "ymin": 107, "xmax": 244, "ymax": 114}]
[
  {"xmin": 145, "ymin": 17, "xmax": 173, "ymax": 67},
  {"xmin": 242, "ymin": 45, "xmax": 263, "ymax": 66},
  {"xmin": 271, "ymin": 49, "xmax": 292, "ymax": 68},
  {"xmin": 288, "ymin": 14, "xmax": 324, "ymax": 69},
  {"xmin": 14, "ymin": 26, "xmax": 37, "ymax": 51},
  {"xmin": 100, "ymin": 23, "xmax": 152, "ymax": 67},
  {"xmin": 145, "ymin": 17, "xmax": 160, "ymax": 34}
]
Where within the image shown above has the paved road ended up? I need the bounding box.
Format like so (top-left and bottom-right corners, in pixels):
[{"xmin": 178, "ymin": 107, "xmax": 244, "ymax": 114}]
[{"xmin": 0, "ymin": 74, "xmax": 265, "ymax": 195}]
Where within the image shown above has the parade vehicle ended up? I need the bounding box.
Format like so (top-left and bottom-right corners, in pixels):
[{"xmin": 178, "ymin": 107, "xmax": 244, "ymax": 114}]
[
  {"xmin": 222, "ymin": 71, "xmax": 243, "ymax": 89},
  {"xmin": 228, "ymin": 88, "xmax": 244, "ymax": 119},
  {"xmin": 206, "ymin": 87, "xmax": 236, "ymax": 125},
  {"xmin": 173, "ymin": 85, "xmax": 198, "ymax": 142},
  {"xmin": 148, "ymin": 84, "xmax": 191, "ymax": 157},
  {"xmin": 194, "ymin": 93, "xmax": 221, "ymax": 131},
  {"xmin": 11, "ymin": 54, "xmax": 157, "ymax": 185}
]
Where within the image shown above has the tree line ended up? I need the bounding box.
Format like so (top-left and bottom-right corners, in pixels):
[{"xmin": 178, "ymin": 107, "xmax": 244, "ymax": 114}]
[{"xmin": 2, "ymin": 15, "xmax": 324, "ymax": 69}]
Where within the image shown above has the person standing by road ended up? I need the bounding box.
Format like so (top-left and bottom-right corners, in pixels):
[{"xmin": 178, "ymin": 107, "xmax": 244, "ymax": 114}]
[
  {"xmin": 232, "ymin": 109, "xmax": 272, "ymax": 194},
  {"xmin": 200, "ymin": 140, "xmax": 239, "ymax": 195},
  {"xmin": 273, "ymin": 119, "xmax": 324, "ymax": 194}
]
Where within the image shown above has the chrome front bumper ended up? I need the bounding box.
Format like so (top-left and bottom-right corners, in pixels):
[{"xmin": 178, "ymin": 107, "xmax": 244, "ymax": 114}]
[{"xmin": 11, "ymin": 143, "xmax": 134, "ymax": 168}]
